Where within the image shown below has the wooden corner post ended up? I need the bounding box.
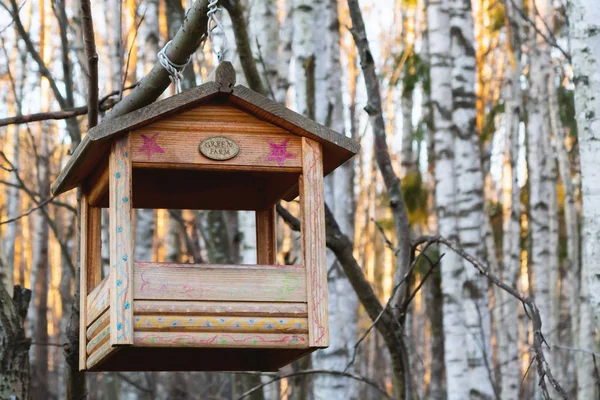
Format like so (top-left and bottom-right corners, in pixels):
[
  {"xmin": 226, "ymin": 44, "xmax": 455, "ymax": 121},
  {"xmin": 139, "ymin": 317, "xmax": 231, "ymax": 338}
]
[
  {"xmin": 79, "ymin": 192, "xmax": 102, "ymax": 370},
  {"xmin": 299, "ymin": 137, "xmax": 329, "ymax": 348},
  {"xmin": 256, "ymin": 206, "xmax": 276, "ymax": 265},
  {"xmin": 109, "ymin": 133, "xmax": 134, "ymax": 346}
]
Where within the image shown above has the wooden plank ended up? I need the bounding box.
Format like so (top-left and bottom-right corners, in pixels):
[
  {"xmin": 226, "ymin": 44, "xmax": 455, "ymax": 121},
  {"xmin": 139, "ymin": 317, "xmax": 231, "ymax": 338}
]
[
  {"xmin": 79, "ymin": 193, "xmax": 90, "ymax": 370},
  {"xmin": 134, "ymin": 332, "xmax": 309, "ymax": 349},
  {"xmin": 87, "ymin": 310, "xmax": 110, "ymax": 340},
  {"xmin": 133, "ymin": 263, "xmax": 306, "ymax": 302},
  {"xmin": 133, "ymin": 300, "xmax": 308, "ymax": 317},
  {"xmin": 206, "ymin": 60, "xmax": 236, "ymax": 88},
  {"xmin": 256, "ymin": 207, "xmax": 276, "ymax": 264},
  {"xmin": 86, "ymin": 341, "xmax": 119, "ymax": 370},
  {"xmin": 87, "ymin": 275, "xmax": 109, "ymax": 326},
  {"xmin": 85, "ymin": 157, "xmax": 109, "ymax": 207},
  {"xmin": 300, "ymin": 138, "xmax": 329, "ymax": 347},
  {"xmin": 109, "ymin": 133, "xmax": 134, "ymax": 346},
  {"xmin": 87, "ymin": 326, "xmax": 110, "ymax": 355},
  {"xmin": 134, "ymin": 315, "xmax": 308, "ymax": 334},
  {"xmin": 130, "ymin": 130, "xmax": 301, "ymax": 171},
  {"xmin": 52, "ymin": 82, "xmax": 221, "ymax": 196},
  {"xmin": 79, "ymin": 195, "xmax": 103, "ymax": 370},
  {"xmin": 86, "ymin": 208, "xmax": 102, "ymax": 291}
]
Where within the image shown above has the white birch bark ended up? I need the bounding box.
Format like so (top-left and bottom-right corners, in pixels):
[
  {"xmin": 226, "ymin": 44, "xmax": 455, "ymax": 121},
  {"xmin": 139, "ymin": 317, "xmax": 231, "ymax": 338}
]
[
  {"xmin": 449, "ymin": 1, "xmax": 494, "ymax": 398},
  {"xmin": 549, "ymin": 82, "xmax": 579, "ymax": 396},
  {"xmin": 428, "ymin": 1, "xmax": 471, "ymax": 398},
  {"xmin": 134, "ymin": 0, "xmax": 160, "ymax": 263},
  {"xmin": 312, "ymin": 1, "xmax": 359, "ymax": 398},
  {"xmin": 498, "ymin": 4, "xmax": 523, "ymax": 394},
  {"xmin": 249, "ymin": 0, "xmax": 278, "ymax": 94},
  {"xmin": 292, "ymin": 0, "xmax": 316, "ymax": 115},
  {"xmin": 275, "ymin": 0, "xmax": 293, "ymax": 105},
  {"xmin": 3, "ymin": 125, "xmax": 19, "ymax": 295},
  {"xmin": 526, "ymin": 0, "xmax": 553, "ymax": 380},
  {"xmin": 30, "ymin": 126, "xmax": 50, "ymax": 400},
  {"xmin": 567, "ymin": 0, "xmax": 600, "ymax": 397},
  {"xmin": 421, "ymin": 12, "xmax": 445, "ymax": 399}
]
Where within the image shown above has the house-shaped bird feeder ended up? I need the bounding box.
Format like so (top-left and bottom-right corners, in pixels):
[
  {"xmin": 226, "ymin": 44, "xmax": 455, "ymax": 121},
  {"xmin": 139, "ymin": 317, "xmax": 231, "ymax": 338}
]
[{"xmin": 52, "ymin": 62, "xmax": 359, "ymax": 372}]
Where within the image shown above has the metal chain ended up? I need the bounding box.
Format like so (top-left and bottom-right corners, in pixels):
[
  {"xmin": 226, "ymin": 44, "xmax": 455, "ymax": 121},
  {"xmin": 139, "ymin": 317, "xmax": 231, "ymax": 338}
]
[
  {"xmin": 204, "ymin": 0, "xmax": 227, "ymax": 62},
  {"xmin": 158, "ymin": 0, "xmax": 227, "ymax": 93}
]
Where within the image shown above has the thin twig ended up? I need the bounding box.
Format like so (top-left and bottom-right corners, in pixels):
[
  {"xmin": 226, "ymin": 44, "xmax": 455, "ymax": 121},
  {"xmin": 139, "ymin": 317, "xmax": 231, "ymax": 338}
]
[
  {"xmin": 401, "ymin": 253, "xmax": 442, "ymax": 310},
  {"xmin": 235, "ymin": 369, "xmax": 396, "ymax": 400},
  {"xmin": 0, "ymin": 84, "xmax": 138, "ymax": 128},
  {"xmin": 0, "ymin": 197, "xmax": 55, "ymax": 225},
  {"xmin": 344, "ymin": 238, "xmax": 440, "ymax": 373},
  {"xmin": 416, "ymin": 235, "xmax": 569, "ymax": 399},
  {"xmin": 117, "ymin": 373, "xmax": 153, "ymax": 394},
  {"xmin": 502, "ymin": 0, "xmax": 571, "ymax": 61},
  {"xmin": 121, "ymin": 12, "xmax": 146, "ymax": 95}
]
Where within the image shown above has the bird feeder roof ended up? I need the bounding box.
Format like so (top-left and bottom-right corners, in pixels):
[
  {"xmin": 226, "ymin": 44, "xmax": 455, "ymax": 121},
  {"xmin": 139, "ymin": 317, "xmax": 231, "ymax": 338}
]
[{"xmin": 51, "ymin": 62, "xmax": 360, "ymax": 197}]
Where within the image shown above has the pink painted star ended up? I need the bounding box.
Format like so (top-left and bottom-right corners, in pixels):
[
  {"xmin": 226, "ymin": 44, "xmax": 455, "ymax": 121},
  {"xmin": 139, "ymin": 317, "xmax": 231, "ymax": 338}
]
[
  {"xmin": 266, "ymin": 138, "xmax": 295, "ymax": 166},
  {"xmin": 138, "ymin": 133, "xmax": 164, "ymax": 161}
]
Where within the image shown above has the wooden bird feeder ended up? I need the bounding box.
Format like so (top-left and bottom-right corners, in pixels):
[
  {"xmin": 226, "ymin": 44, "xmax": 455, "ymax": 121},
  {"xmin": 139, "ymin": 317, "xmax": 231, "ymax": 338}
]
[{"xmin": 52, "ymin": 62, "xmax": 359, "ymax": 372}]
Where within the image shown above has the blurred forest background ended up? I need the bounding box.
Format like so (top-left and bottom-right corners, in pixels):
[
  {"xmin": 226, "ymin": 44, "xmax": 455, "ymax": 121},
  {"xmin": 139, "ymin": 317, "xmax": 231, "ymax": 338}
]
[{"xmin": 0, "ymin": 0, "xmax": 599, "ymax": 399}]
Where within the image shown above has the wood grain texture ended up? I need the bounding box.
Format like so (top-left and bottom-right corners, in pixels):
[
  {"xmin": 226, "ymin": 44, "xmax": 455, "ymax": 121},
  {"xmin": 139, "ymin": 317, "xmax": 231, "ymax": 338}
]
[
  {"xmin": 86, "ymin": 341, "xmax": 119, "ymax": 370},
  {"xmin": 53, "ymin": 79, "xmax": 359, "ymax": 197},
  {"xmin": 134, "ymin": 315, "xmax": 307, "ymax": 334},
  {"xmin": 206, "ymin": 61, "xmax": 236, "ymax": 89},
  {"xmin": 134, "ymin": 263, "xmax": 306, "ymax": 302},
  {"xmin": 85, "ymin": 156, "xmax": 109, "ymax": 206},
  {"xmin": 87, "ymin": 276, "xmax": 109, "ymax": 326},
  {"xmin": 134, "ymin": 332, "xmax": 309, "ymax": 348},
  {"xmin": 79, "ymin": 193, "xmax": 90, "ymax": 370},
  {"xmin": 256, "ymin": 207, "xmax": 277, "ymax": 264},
  {"xmin": 133, "ymin": 300, "xmax": 308, "ymax": 317},
  {"xmin": 86, "ymin": 207, "xmax": 102, "ymax": 291},
  {"xmin": 87, "ymin": 310, "xmax": 109, "ymax": 340},
  {"xmin": 300, "ymin": 138, "xmax": 329, "ymax": 347},
  {"xmin": 130, "ymin": 129, "xmax": 301, "ymax": 170},
  {"xmin": 52, "ymin": 82, "xmax": 221, "ymax": 196},
  {"xmin": 109, "ymin": 134, "xmax": 134, "ymax": 345},
  {"xmin": 87, "ymin": 326, "xmax": 110, "ymax": 355}
]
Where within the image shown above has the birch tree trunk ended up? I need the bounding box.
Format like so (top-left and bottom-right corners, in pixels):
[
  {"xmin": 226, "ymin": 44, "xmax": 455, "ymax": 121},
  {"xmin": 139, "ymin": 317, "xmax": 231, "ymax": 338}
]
[
  {"xmin": 30, "ymin": 126, "xmax": 50, "ymax": 400},
  {"xmin": 421, "ymin": 11, "xmax": 445, "ymax": 399},
  {"xmin": 3, "ymin": 124, "xmax": 19, "ymax": 296},
  {"xmin": 549, "ymin": 81, "xmax": 579, "ymax": 397},
  {"xmin": 427, "ymin": 0, "xmax": 469, "ymax": 397},
  {"xmin": 0, "ymin": 286, "xmax": 31, "ymax": 400},
  {"xmin": 275, "ymin": 1, "xmax": 293, "ymax": 105},
  {"xmin": 312, "ymin": 0, "xmax": 359, "ymax": 398},
  {"xmin": 449, "ymin": 1, "xmax": 494, "ymax": 397},
  {"xmin": 568, "ymin": 0, "xmax": 600, "ymax": 398},
  {"xmin": 134, "ymin": 0, "xmax": 159, "ymax": 264},
  {"xmin": 499, "ymin": 2, "xmax": 523, "ymax": 396},
  {"xmin": 526, "ymin": 2, "xmax": 553, "ymax": 386}
]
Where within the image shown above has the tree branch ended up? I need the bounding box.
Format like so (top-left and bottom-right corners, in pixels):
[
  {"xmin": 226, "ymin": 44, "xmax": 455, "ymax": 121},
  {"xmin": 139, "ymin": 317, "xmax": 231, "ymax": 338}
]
[
  {"xmin": 104, "ymin": 0, "xmax": 211, "ymax": 120},
  {"xmin": 80, "ymin": 0, "xmax": 99, "ymax": 132},
  {"xmin": 221, "ymin": 0, "xmax": 268, "ymax": 96},
  {"xmin": 0, "ymin": 85, "xmax": 137, "ymax": 128},
  {"xmin": 415, "ymin": 235, "xmax": 569, "ymax": 399}
]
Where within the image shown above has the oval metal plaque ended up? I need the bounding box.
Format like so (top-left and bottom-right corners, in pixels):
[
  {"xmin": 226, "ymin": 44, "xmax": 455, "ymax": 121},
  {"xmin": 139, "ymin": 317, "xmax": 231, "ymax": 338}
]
[{"xmin": 199, "ymin": 136, "xmax": 239, "ymax": 161}]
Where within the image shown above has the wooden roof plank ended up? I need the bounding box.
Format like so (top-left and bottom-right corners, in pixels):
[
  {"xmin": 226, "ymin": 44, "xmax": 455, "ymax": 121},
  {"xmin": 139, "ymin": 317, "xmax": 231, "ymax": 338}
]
[{"xmin": 52, "ymin": 62, "xmax": 359, "ymax": 197}]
